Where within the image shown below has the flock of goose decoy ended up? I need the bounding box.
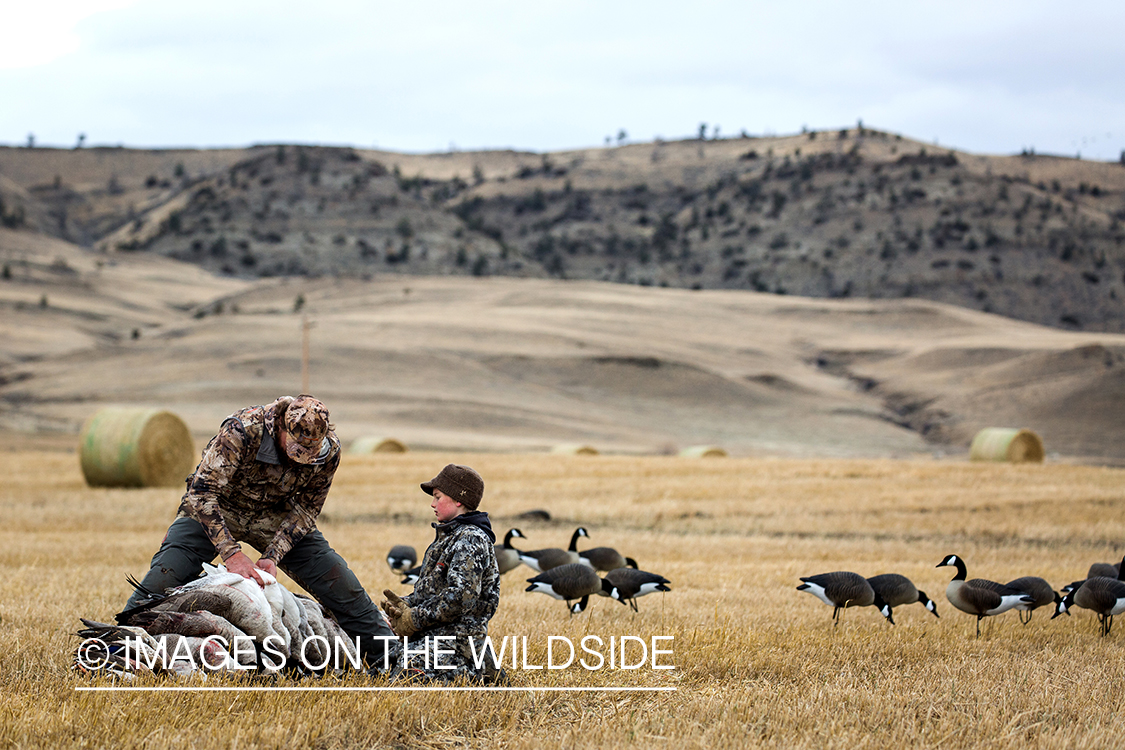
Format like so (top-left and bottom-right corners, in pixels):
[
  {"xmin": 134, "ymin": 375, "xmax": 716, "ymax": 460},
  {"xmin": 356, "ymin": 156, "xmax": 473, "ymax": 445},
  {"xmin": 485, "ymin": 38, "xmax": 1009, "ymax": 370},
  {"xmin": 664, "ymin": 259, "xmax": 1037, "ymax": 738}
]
[
  {"xmin": 799, "ymin": 553, "xmax": 1125, "ymax": 637},
  {"xmin": 388, "ymin": 526, "xmax": 673, "ymax": 615}
]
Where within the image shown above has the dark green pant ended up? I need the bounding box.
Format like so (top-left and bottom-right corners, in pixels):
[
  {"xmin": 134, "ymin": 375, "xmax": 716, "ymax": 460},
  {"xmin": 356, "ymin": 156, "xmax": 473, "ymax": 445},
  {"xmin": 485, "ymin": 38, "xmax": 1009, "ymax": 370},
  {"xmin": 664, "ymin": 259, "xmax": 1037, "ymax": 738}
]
[{"xmin": 124, "ymin": 516, "xmax": 392, "ymax": 664}]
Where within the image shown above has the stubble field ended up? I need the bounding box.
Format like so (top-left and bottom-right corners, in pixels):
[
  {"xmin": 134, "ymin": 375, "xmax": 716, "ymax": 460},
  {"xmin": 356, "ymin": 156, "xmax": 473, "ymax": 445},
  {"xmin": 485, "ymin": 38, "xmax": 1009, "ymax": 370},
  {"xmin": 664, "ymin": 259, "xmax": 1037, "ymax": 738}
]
[{"xmin": 2, "ymin": 448, "xmax": 1124, "ymax": 749}]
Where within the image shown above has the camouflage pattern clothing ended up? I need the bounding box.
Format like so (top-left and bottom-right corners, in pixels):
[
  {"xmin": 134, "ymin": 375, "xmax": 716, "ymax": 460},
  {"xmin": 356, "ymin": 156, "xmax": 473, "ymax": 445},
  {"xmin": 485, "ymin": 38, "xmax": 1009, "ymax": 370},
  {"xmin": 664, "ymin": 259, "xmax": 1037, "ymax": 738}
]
[
  {"xmin": 124, "ymin": 397, "xmax": 395, "ymax": 666},
  {"xmin": 176, "ymin": 396, "xmax": 340, "ymax": 563},
  {"xmin": 384, "ymin": 512, "xmax": 500, "ymax": 681}
]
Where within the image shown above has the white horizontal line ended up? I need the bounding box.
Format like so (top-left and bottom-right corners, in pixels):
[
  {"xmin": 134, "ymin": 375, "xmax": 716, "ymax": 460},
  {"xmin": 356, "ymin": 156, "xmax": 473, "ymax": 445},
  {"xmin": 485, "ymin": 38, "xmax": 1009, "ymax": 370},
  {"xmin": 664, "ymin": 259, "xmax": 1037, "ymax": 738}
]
[{"xmin": 75, "ymin": 686, "xmax": 676, "ymax": 693}]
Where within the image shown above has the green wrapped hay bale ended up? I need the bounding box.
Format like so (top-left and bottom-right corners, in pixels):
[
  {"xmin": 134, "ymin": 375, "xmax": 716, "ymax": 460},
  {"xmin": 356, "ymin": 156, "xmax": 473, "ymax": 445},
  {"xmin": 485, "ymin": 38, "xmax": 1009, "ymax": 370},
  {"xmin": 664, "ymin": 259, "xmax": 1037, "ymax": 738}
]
[
  {"xmin": 969, "ymin": 428, "xmax": 1045, "ymax": 464},
  {"xmin": 349, "ymin": 436, "xmax": 408, "ymax": 454},
  {"xmin": 79, "ymin": 408, "xmax": 196, "ymax": 487},
  {"xmin": 679, "ymin": 445, "xmax": 728, "ymax": 458}
]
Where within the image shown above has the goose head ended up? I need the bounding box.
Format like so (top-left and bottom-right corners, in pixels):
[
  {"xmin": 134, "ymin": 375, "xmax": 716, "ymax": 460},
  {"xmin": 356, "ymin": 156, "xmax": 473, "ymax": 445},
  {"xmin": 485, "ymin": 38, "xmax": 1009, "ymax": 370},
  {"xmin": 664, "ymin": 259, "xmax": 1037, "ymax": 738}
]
[
  {"xmin": 874, "ymin": 592, "xmax": 895, "ymax": 626},
  {"xmin": 1052, "ymin": 589, "xmax": 1075, "ymax": 618}
]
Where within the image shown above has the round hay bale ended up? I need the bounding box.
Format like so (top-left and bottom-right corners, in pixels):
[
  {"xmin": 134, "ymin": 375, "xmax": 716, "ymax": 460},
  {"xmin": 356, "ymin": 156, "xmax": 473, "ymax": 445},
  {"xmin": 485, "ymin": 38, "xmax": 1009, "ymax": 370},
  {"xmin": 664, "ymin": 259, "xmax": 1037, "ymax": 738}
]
[
  {"xmin": 349, "ymin": 436, "xmax": 408, "ymax": 454},
  {"xmin": 679, "ymin": 445, "xmax": 728, "ymax": 458},
  {"xmin": 550, "ymin": 443, "xmax": 599, "ymax": 456},
  {"xmin": 969, "ymin": 428, "xmax": 1045, "ymax": 463},
  {"xmin": 79, "ymin": 408, "xmax": 196, "ymax": 488}
]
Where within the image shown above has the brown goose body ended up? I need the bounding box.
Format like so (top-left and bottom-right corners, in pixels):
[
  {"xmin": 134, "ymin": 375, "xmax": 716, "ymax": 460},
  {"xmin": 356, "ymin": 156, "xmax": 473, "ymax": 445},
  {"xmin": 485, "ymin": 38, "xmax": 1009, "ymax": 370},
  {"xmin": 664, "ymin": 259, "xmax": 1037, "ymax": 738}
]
[
  {"xmin": 387, "ymin": 545, "xmax": 417, "ymax": 574},
  {"xmin": 1055, "ymin": 556, "xmax": 1125, "ymax": 635},
  {"xmin": 494, "ymin": 528, "xmax": 526, "ymax": 574},
  {"xmin": 866, "ymin": 574, "xmax": 939, "ymax": 619},
  {"xmin": 1005, "ymin": 576, "xmax": 1061, "ymax": 624},
  {"xmin": 526, "ymin": 562, "xmax": 610, "ymax": 614},
  {"xmin": 797, "ymin": 571, "xmax": 893, "ymax": 626},
  {"xmin": 1056, "ymin": 577, "xmax": 1125, "ymax": 636},
  {"xmin": 937, "ymin": 554, "xmax": 1033, "ymax": 636},
  {"xmin": 602, "ymin": 567, "xmax": 670, "ymax": 611},
  {"xmin": 519, "ymin": 527, "xmax": 589, "ymax": 573},
  {"xmin": 579, "ymin": 546, "xmax": 628, "ymax": 572},
  {"xmin": 1087, "ymin": 562, "xmax": 1121, "ymax": 579}
]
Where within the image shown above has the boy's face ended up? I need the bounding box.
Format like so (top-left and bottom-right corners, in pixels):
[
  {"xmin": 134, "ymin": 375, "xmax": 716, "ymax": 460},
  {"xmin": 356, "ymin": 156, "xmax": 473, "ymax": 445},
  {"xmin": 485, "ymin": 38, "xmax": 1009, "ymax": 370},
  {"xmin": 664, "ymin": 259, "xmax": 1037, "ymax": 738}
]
[{"xmin": 431, "ymin": 488, "xmax": 464, "ymax": 523}]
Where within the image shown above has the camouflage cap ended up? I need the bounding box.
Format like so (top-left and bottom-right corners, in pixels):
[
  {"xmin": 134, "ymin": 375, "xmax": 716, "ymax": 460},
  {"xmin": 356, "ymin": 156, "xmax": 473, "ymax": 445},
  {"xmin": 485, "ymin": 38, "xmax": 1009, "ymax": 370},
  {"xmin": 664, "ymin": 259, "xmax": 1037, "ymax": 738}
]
[
  {"xmin": 421, "ymin": 464, "xmax": 484, "ymax": 510},
  {"xmin": 282, "ymin": 395, "xmax": 332, "ymax": 464}
]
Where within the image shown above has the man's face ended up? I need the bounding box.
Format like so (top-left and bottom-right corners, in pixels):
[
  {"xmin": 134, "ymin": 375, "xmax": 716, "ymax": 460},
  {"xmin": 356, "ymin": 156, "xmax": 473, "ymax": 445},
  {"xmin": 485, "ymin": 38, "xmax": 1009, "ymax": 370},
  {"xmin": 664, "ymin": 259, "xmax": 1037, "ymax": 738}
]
[{"xmin": 431, "ymin": 488, "xmax": 463, "ymax": 523}]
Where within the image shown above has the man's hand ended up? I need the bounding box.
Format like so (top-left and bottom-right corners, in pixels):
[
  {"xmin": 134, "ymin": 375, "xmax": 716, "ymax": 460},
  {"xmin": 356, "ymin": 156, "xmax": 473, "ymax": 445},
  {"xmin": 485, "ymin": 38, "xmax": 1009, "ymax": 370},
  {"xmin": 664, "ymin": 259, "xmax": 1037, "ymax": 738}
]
[
  {"xmin": 225, "ymin": 550, "xmax": 266, "ymax": 587},
  {"xmin": 256, "ymin": 558, "xmax": 278, "ymax": 579}
]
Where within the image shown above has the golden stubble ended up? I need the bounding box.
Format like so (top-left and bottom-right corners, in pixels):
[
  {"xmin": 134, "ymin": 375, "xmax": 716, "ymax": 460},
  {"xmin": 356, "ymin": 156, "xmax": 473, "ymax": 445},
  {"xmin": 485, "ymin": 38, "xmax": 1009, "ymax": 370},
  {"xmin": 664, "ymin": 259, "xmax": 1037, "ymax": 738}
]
[{"xmin": 2, "ymin": 450, "xmax": 1124, "ymax": 749}]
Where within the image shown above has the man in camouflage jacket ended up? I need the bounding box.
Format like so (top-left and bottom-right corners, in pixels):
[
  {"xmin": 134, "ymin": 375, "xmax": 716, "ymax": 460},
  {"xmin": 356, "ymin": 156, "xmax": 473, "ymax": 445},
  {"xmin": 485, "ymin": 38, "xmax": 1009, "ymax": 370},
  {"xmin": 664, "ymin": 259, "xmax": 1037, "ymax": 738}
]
[
  {"xmin": 380, "ymin": 464, "xmax": 501, "ymax": 682},
  {"xmin": 123, "ymin": 395, "xmax": 393, "ymax": 664}
]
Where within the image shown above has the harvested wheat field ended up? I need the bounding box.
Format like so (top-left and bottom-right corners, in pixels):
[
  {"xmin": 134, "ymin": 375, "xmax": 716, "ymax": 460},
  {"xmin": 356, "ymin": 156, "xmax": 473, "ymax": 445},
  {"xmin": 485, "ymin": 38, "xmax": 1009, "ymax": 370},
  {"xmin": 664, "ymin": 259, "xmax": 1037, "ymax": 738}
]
[{"xmin": 2, "ymin": 447, "xmax": 1125, "ymax": 749}]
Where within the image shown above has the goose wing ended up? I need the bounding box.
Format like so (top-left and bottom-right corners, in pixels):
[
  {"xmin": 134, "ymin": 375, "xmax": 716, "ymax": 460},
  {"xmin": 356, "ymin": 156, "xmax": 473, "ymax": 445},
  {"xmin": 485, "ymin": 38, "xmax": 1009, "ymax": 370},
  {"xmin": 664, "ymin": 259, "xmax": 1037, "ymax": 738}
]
[
  {"xmin": 962, "ymin": 578, "xmax": 1030, "ymax": 614},
  {"xmin": 799, "ymin": 571, "xmax": 874, "ymax": 608},
  {"xmin": 1005, "ymin": 577, "xmax": 1057, "ymax": 608},
  {"xmin": 866, "ymin": 574, "xmax": 918, "ymax": 608}
]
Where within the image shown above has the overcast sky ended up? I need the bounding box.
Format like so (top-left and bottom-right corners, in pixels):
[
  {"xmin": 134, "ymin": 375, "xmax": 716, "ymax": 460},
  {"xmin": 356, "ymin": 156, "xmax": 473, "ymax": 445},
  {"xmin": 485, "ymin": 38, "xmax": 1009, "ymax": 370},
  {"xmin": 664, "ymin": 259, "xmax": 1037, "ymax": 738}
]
[{"xmin": 2, "ymin": 1, "xmax": 1123, "ymax": 161}]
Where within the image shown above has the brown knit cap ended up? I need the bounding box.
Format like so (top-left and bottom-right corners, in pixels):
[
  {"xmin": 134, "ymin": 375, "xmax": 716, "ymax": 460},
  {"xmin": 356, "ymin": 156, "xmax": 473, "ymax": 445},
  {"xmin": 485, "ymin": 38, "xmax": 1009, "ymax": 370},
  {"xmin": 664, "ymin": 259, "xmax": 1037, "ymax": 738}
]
[{"xmin": 421, "ymin": 464, "xmax": 484, "ymax": 511}]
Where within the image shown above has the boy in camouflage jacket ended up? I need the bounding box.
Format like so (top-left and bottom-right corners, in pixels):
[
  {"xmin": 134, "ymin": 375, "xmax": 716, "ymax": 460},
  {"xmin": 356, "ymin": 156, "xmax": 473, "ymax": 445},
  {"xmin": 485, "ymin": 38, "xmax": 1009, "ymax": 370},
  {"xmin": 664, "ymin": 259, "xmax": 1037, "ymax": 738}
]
[{"xmin": 380, "ymin": 464, "xmax": 501, "ymax": 682}]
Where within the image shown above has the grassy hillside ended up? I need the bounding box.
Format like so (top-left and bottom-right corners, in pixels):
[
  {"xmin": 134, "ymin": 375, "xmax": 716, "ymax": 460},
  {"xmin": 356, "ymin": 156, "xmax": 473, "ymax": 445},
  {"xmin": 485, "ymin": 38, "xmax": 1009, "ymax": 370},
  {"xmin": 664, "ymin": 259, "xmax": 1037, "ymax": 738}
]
[
  {"xmin": 2, "ymin": 224, "xmax": 1124, "ymax": 460},
  {"xmin": 2, "ymin": 129, "xmax": 1124, "ymax": 332}
]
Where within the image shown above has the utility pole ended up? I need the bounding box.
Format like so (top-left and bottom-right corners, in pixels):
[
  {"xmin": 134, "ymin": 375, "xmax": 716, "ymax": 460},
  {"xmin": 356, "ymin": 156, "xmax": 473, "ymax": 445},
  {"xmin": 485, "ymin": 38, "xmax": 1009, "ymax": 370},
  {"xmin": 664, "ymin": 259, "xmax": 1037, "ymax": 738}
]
[{"xmin": 301, "ymin": 314, "xmax": 310, "ymax": 394}]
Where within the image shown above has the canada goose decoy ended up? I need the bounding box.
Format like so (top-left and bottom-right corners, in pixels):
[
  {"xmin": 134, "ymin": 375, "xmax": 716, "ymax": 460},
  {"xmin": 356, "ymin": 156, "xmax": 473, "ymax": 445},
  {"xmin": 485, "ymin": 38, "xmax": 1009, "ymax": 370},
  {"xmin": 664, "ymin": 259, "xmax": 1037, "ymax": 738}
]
[
  {"xmin": 1054, "ymin": 577, "xmax": 1125, "ymax": 636},
  {"xmin": 579, "ymin": 546, "xmax": 631, "ymax": 572},
  {"xmin": 526, "ymin": 562, "xmax": 615, "ymax": 614},
  {"xmin": 1005, "ymin": 576, "xmax": 1062, "ymax": 625},
  {"xmin": 518, "ymin": 527, "xmax": 589, "ymax": 573},
  {"xmin": 494, "ymin": 528, "xmax": 527, "ymax": 574},
  {"xmin": 1054, "ymin": 554, "xmax": 1125, "ymax": 636},
  {"xmin": 797, "ymin": 571, "xmax": 894, "ymax": 626},
  {"xmin": 1087, "ymin": 562, "xmax": 1121, "ymax": 579},
  {"xmin": 602, "ymin": 567, "xmax": 671, "ymax": 612},
  {"xmin": 387, "ymin": 545, "xmax": 418, "ymax": 574},
  {"xmin": 936, "ymin": 554, "xmax": 1034, "ymax": 637},
  {"xmin": 399, "ymin": 565, "xmax": 422, "ymax": 586},
  {"xmin": 866, "ymin": 574, "xmax": 939, "ymax": 620}
]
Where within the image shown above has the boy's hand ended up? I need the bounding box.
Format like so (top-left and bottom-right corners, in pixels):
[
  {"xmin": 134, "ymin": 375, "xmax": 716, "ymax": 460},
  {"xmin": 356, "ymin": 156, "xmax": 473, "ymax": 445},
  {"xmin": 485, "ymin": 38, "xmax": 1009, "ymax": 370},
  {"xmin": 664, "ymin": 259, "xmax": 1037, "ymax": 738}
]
[
  {"xmin": 381, "ymin": 589, "xmax": 406, "ymax": 618},
  {"xmin": 390, "ymin": 607, "xmax": 417, "ymax": 637}
]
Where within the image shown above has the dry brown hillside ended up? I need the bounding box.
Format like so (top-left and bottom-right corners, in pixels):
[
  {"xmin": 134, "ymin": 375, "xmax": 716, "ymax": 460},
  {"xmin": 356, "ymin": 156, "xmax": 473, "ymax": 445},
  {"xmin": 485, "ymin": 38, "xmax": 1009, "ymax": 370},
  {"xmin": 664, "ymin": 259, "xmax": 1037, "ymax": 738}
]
[
  {"xmin": 1, "ymin": 129, "xmax": 1123, "ymax": 332},
  {"xmin": 2, "ymin": 225, "xmax": 1123, "ymax": 462}
]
